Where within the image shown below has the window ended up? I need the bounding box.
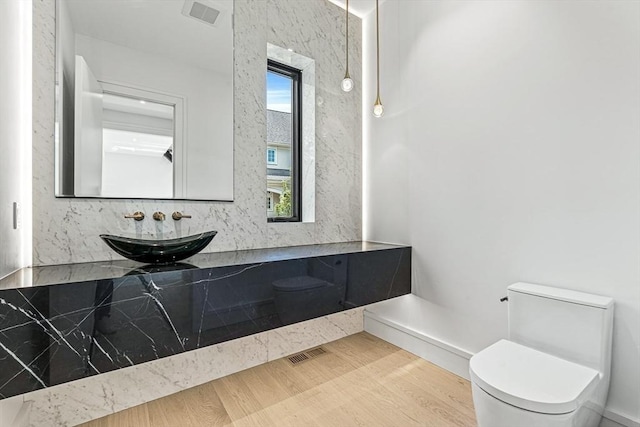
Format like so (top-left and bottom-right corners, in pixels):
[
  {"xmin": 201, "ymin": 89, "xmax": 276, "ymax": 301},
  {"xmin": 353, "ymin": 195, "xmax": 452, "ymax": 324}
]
[
  {"xmin": 266, "ymin": 60, "xmax": 302, "ymax": 222},
  {"xmin": 267, "ymin": 148, "xmax": 277, "ymax": 165}
]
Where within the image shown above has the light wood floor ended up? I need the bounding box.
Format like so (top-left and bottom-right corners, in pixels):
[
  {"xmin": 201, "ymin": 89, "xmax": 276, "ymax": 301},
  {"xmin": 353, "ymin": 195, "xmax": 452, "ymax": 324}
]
[{"xmin": 80, "ymin": 333, "xmax": 477, "ymax": 427}]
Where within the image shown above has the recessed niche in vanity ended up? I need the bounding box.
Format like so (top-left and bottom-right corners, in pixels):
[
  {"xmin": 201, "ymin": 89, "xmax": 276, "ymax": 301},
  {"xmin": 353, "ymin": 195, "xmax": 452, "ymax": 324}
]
[{"xmin": 0, "ymin": 242, "xmax": 410, "ymax": 399}]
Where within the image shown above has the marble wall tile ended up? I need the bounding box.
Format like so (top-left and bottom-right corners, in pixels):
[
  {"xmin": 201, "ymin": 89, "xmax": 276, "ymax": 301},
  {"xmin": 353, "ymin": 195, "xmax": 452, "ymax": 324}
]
[
  {"xmin": 23, "ymin": 307, "xmax": 365, "ymax": 427},
  {"xmin": 267, "ymin": 307, "xmax": 364, "ymax": 361},
  {"xmin": 25, "ymin": 333, "xmax": 269, "ymax": 427},
  {"xmin": 32, "ymin": 0, "xmax": 362, "ymax": 266},
  {"xmin": 266, "ymin": 0, "xmax": 363, "ymax": 248},
  {"xmin": 0, "ymin": 395, "xmax": 24, "ymax": 427}
]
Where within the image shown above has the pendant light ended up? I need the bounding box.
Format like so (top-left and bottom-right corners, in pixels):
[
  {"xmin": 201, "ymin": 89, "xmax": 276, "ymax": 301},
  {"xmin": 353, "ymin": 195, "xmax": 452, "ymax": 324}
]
[
  {"xmin": 373, "ymin": 0, "xmax": 384, "ymax": 117},
  {"xmin": 341, "ymin": 0, "xmax": 354, "ymax": 92}
]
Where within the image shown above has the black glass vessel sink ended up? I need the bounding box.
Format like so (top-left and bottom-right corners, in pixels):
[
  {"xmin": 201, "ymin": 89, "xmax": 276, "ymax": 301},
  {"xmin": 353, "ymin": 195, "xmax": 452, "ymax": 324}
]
[{"xmin": 100, "ymin": 231, "xmax": 217, "ymax": 264}]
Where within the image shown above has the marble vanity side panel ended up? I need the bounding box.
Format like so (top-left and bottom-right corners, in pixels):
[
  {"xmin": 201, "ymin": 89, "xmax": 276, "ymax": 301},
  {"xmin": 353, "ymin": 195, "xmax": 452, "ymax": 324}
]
[
  {"xmin": 267, "ymin": 307, "xmax": 364, "ymax": 361},
  {"xmin": 32, "ymin": 0, "xmax": 362, "ymax": 266},
  {"xmin": 24, "ymin": 333, "xmax": 269, "ymax": 427},
  {"xmin": 23, "ymin": 307, "xmax": 365, "ymax": 427},
  {"xmin": 0, "ymin": 395, "xmax": 25, "ymax": 427},
  {"xmin": 266, "ymin": 0, "xmax": 363, "ymax": 247}
]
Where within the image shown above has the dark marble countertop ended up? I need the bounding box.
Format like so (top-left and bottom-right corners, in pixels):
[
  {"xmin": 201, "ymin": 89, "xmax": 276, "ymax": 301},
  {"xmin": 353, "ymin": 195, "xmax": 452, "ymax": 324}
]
[
  {"xmin": 0, "ymin": 241, "xmax": 408, "ymax": 290},
  {"xmin": 0, "ymin": 241, "xmax": 411, "ymax": 399}
]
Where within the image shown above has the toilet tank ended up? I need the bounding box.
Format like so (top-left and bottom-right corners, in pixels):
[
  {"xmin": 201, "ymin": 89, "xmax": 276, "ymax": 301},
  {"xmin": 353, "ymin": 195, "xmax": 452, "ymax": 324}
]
[{"xmin": 507, "ymin": 282, "xmax": 614, "ymax": 373}]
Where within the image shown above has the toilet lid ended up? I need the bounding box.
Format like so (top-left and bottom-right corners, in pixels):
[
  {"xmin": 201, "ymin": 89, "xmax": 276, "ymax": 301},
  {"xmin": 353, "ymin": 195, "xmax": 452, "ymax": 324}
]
[
  {"xmin": 272, "ymin": 276, "xmax": 330, "ymax": 292},
  {"xmin": 469, "ymin": 340, "xmax": 600, "ymax": 415}
]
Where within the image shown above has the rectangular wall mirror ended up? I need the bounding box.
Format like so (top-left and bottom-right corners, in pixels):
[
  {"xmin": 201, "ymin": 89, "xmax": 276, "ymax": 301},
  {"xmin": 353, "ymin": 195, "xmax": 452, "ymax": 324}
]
[{"xmin": 55, "ymin": 0, "xmax": 234, "ymax": 201}]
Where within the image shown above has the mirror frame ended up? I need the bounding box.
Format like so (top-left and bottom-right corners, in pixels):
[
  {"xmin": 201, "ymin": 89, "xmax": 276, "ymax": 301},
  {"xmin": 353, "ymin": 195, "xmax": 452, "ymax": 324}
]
[{"xmin": 53, "ymin": 0, "xmax": 235, "ymax": 202}]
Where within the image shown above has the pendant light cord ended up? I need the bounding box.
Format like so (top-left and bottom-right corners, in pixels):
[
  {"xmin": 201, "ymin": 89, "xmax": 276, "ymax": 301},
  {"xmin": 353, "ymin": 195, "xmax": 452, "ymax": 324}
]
[
  {"xmin": 375, "ymin": 0, "xmax": 381, "ymax": 102},
  {"xmin": 345, "ymin": 0, "xmax": 349, "ymax": 75}
]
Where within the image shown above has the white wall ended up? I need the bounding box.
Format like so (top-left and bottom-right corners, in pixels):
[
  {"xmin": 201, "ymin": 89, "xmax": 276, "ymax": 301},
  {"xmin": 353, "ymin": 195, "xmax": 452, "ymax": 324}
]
[
  {"xmin": 0, "ymin": 0, "xmax": 31, "ymax": 278},
  {"xmin": 364, "ymin": 0, "xmax": 640, "ymax": 423},
  {"xmin": 102, "ymin": 130, "xmax": 173, "ymax": 199}
]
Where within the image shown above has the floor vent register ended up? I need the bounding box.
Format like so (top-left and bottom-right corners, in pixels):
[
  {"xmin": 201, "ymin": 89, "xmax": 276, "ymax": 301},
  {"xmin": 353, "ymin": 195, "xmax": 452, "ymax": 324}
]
[{"xmin": 287, "ymin": 346, "xmax": 328, "ymax": 365}]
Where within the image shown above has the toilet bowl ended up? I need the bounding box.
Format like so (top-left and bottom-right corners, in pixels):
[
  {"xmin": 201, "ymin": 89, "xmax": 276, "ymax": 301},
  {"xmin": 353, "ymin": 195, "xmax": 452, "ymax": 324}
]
[{"xmin": 469, "ymin": 283, "xmax": 614, "ymax": 427}]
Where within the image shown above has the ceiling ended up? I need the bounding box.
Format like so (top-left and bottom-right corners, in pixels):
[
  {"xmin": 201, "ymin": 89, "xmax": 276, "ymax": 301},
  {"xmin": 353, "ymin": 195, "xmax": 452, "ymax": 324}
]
[{"xmin": 327, "ymin": 0, "xmax": 387, "ymax": 18}]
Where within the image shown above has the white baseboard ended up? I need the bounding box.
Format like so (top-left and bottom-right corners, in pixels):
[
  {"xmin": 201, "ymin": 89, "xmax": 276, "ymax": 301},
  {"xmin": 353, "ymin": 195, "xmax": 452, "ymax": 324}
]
[
  {"xmin": 601, "ymin": 408, "xmax": 640, "ymax": 427},
  {"xmin": 364, "ymin": 314, "xmax": 473, "ymax": 380},
  {"xmin": 363, "ymin": 294, "xmax": 492, "ymax": 380}
]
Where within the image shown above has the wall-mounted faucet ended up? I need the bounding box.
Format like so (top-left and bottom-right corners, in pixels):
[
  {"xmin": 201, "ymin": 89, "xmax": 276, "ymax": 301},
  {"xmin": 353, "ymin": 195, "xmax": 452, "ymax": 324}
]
[
  {"xmin": 152, "ymin": 212, "xmax": 166, "ymax": 221},
  {"xmin": 172, "ymin": 212, "xmax": 192, "ymax": 221},
  {"xmin": 124, "ymin": 211, "xmax": 145, "ymax": 221}
]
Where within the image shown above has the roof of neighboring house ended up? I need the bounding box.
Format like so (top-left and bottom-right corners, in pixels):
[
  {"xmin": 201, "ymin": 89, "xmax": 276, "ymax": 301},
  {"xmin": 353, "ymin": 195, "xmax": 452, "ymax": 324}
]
[
  {"xmin": 267, "ymin": 109, "xmax": 291, "ymax": 145},
  {"xmin": 267, "ymin": 168, "xmax": 291, "ymax": 177}
]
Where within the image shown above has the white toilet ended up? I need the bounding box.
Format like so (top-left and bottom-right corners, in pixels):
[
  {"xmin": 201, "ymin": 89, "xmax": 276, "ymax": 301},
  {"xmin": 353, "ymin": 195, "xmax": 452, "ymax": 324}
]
[{"xmin": 469, "ymin": 282, "xmax": 614, "ymax": 427}]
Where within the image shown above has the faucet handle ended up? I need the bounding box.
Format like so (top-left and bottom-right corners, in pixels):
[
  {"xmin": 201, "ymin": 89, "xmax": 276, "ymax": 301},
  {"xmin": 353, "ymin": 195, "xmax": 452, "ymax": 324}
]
[
  {"xmin": 172, "ymin": 211, "xmax": 192, "ymax": 221},
  {"xmin": 124, "ymin": 211, "xmax": 145, "ymax": 221},
  {"xmin": 152, "ymin": 211, "xmax": 166, "ymax": 221}
]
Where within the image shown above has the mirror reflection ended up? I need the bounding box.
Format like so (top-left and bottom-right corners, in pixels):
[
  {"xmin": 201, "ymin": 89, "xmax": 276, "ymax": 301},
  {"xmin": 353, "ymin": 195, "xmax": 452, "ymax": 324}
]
[
  {"xmin": 101, "ymin": 92, "xmax": 175, "ymax": 198},
  {"xmin": 55, "ymin": 0, "xmax": 234, "ymax": 201}
]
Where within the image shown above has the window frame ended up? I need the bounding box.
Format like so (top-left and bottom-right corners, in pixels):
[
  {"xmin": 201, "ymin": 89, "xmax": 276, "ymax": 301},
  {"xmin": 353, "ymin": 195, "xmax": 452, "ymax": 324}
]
[
  {"xmin": 267, "ymin": 60, "xmax": 302, "ymax": 223},
  {"xmin": 267, "ymin": 193, "xmax": 274, "ymax": 211}
]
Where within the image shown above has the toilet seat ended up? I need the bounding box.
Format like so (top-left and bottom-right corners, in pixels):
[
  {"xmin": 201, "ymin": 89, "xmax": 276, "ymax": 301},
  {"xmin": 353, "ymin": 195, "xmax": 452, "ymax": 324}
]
[{"xmin": 469, "ymin": 340, "xmax": 600, "ymax": 415}]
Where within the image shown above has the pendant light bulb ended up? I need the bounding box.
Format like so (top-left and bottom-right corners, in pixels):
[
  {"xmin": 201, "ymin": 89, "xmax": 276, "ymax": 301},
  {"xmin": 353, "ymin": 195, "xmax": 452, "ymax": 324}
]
[
  {"xmin": 341, "ymin": 0, "xmax": 353, "ymax": 92},
  {"xmin": 373, "ymin": 0, "xmax": 383, "ymax": 118},
  {"xmin": 373, "ymin": 99, "xmax": 384, "ymax": 118},
  {"xmin": 341, "ymin": 75, "xmax": 354, "ymax": 92}
]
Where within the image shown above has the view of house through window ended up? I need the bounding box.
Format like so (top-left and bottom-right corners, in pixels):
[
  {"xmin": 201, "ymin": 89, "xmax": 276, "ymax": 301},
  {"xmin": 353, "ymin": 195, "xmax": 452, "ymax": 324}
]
[{"xmin": 266, "ymin": 60, "xmax": 301, "ymax": 221}]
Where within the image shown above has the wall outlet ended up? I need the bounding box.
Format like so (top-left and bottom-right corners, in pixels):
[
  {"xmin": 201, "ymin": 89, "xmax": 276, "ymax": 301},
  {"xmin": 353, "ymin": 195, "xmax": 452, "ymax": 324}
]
[{"xmin": 13, "ymin": 202, "xmax": 21, "ymax": 230}]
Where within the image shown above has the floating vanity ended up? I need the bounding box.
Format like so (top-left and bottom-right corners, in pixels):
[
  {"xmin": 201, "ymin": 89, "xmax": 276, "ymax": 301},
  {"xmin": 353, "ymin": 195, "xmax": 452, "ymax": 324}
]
[{"xmin": 0, "ymin": 242, "xmax": 410, "ymax": 401}]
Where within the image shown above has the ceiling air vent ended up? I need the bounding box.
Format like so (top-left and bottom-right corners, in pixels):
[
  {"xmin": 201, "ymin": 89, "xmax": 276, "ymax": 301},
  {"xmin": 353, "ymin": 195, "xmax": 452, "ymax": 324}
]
[{"xmin": 182, "ymin": 0, "xmax": 221, "ymax": 27}]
